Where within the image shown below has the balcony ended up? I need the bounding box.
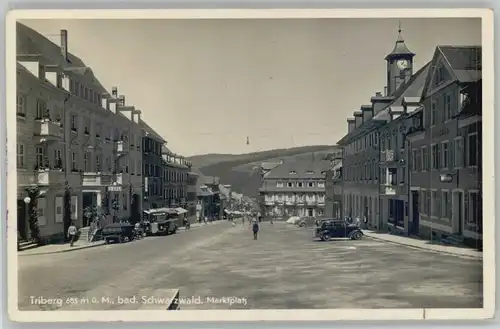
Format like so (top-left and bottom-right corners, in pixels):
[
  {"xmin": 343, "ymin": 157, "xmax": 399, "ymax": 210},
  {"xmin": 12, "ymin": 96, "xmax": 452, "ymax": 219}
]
[
  {"xmin": 36, "ymin": 169, "xmax": 64, "ymax": 186},
  {"xmin": 34, "ymin": 121, "xmax": 62, "ymax": 142},
  {"xmin": 114, "ymin": 141, "xmax": 128, "ymax": 156},
  {"xmin": 82, "ymin": 172, "xmax": 113, "ymax": 187}
]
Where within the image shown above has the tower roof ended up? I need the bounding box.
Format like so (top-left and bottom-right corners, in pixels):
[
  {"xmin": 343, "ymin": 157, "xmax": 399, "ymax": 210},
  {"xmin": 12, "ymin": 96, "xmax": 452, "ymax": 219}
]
[{"xmin": 385, "ymin": 24, "xmax": 415, "ymax": 60}]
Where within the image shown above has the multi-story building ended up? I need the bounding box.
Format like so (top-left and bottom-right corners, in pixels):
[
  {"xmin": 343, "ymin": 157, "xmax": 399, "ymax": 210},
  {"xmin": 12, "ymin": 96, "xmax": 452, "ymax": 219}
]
[
  {"xmin": 186, "ymin": 171, "xmax": 199, "ymax": 222},
  {"xmin": 161, "ymin": 147, "xmax": 190, "ymax": 209},
  {"xmin": 141, "ymin": 121, "xmax": 166, "ymax": 210},
  {"xmin": 406, "ymin": 46, "xmax": 482, "ymax": 246},
  {"xmin": 337, "ymin": 28, "xmax": 429, "ymax": 230},
  {"xmin": 16, "ymin": 23, "xmax": 143, "ymax": 242},
  {"xmin": 258, "ymin": 160, "xmax": 330, "ymax": 218}
]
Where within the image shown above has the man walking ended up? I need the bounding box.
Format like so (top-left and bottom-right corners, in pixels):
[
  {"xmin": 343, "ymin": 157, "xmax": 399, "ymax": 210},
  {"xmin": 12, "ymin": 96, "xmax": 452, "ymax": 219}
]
[
  {"xmin": 252, "ymin": 218, "xmax": 259, "ymax": 240},
  {"xmin": 67, "ymin": 221, "xmax": 78, "ymax": 247}
]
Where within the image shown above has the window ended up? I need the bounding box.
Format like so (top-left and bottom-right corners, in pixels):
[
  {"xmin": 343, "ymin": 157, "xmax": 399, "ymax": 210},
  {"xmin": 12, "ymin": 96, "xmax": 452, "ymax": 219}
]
[
  {"xmin": 287, "ymin": 182, "xmax": 293, "ymax": 188},
  {"xmin": 436, "ymin": 66, "xmax": 444, "ymax": 84},
  {"xmin": 16, "ymin": 144, "xmax": 25, "ymax": 168},
  {"xmin": 289, "ymin": 171, "xmax": 297, "ymax": 175},
  {"xmin": 71, "ymin": 114, "xmax": 77, "ymax": 131},
  {"xmin": 454, "ymin": 137, "xmax": 464, "ymax": 167},
  {"xmin": 276, "ymin": 182, "xmax": 284, "ymax": 188},
  {"xmin": 53, "ymin": 149, "xmax": 62, "ymax": 168},
  {"xmin": 36, "ymin": 99, "xmax": 47, "ymax": 119},
  {"xmin": 308, "ymin": 182, "xmax": 315, "ymax": 187},
  {"xmin": 415, "ymin": 148, "xmax": 422, "ymax": 172},
  {"xmin": 306, "ymin": 171, "xmax": 314, "ymax": 175},
  {"xmin": 16, "ymin": 94, "xmax": 26, "ymax": 117},
  {"xmin": 431, "ymin": 190, "xmax": 439, "ymax": 217},
  {"xmin": 297, "ymin": 182, "xmax": 303, "ymax": 188},
  {"xmin": 411, "ymin": 149, "xmax": 417, "ymax": 171},
  {"xmin": 421, "ymin": 146, "xmax": 428, "ymax": 171},
  {"xmin": 467, "ymin": 133, "xmax": 478, "ymax": 167},
  {"xmin": 441, "ymin": 141, "xmax": 449, "ymax": 169},
  {"xmin": 84, "ymin": 117, "xmax": 90, "ymax": 135},
  {"xmin": 318, "ymin": 182, "xmax": 325, "ymax": 188},
  {"xmin": 71, "ymin": 152, "xmax": 77, "ymax": 170},
  {"xmin": 444, "ymin": 94, "xmax": 452, "ymax": 120},
  {"xmin": 84, "ymin": 87, "xmax": 89, "ymax": 100},
  {"xmin": 83, "ymin": 152, "xmax": 89, "ymax": 172},
  {"xmin": 466, "ymin": 191, "xmax": 481, "ymax": 227},
  {"xmin": 426, "ymin": 190, "xmax": 431, "ymax": 215},
  {"xmin": 36, "ymin": 146, "xmax": 44, "ymax": 168},
  {"xmin": 431, "ymin": 144, "xmax": 438, "ymax": 170},
  {"xmin": 96, "ymin": 124, "xmax": 101, "ymax": 138},
  {"xmin": 431, "ymin": 100, "xmax": 437, "ymax": 126},
  {"xmin": 79, "ymin": 84, "xmax": 84, "ymax": 98},
  {"xmin": 441, "ymin": 190, "xmax": 451, "ymax": 219}
]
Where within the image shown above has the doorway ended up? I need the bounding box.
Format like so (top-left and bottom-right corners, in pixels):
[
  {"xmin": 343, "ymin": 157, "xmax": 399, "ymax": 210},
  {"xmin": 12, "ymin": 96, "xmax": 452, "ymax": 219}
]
[
  {"xmin": 307, "ymin": 208, "xmax": 313, "ymax": 217},
  {"xmin": 411, "ymin": 191, "xmax": 419, "ymax": 235},
  {"xmin": 17, "ymin": 200, "xmax": 28, "ymax": 240}
]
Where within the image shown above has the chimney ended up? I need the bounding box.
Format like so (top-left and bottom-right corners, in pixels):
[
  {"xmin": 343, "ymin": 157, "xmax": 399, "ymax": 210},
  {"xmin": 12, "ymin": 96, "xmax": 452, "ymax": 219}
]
[
  {"xmin": 347, "ymin": 119, "xmax": 355, "ymax": 133},
  {"xmin": 353, "ymin": 111, "xmax": 363, "ymax": 128},
  {"xmin": 60, "ymin": 30, "xmax": 68, "ymax": 62},
  {"xmin": 112, "ymin": 87, "xmax": 118, "ymax": 97},
  {"xmin": 119, "ymin": 95, "xmax": 125, "ymax": 105},
  {"xmin": 361, "ymin": 105, "xmax": 373, "ymax": 122},
  {"xmin": 371, "ymin": 91, "xmax": 392, "ymax": 116},
  {"xmin": 135, "ymin": 110, "xmax": 142, "ymax": 123},
  {"xmin": 384, "ymin": 86, "xmax": 388, "ymax": 96},
  {"xmin": 375, "ymin": 91, "xmax": 382, "ymax": 97}
]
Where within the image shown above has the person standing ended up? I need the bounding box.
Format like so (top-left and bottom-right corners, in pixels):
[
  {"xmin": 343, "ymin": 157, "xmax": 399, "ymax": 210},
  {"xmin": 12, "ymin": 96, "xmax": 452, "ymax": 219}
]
[
  {"xmin": 252, "ymin": 218, "xmax": 259, "ymax": 240},
  {"xmin": 67, "ymin": 221, "xmax": 78, "ymax": 247}
]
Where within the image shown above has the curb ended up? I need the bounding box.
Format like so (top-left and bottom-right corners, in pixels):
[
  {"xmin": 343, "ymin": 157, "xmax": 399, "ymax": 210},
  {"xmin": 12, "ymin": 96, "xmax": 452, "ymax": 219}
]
[
  {"xmin": 365, "ymin": 234, "xmax": 482, "ymax": 259},
  {"xmin": 18, "ymin": 242, "xmax": 106, "ymax": 257}
]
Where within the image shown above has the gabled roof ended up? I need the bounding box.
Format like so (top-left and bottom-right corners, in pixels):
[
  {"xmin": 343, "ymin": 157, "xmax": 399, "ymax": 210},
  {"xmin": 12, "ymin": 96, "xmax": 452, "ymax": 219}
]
[
  {"xmin": 421, "ymin": 46, "xmax": 482, "ymax": 100},
  {"xmin": 265, "ymin": 160, "xmax": 331, "ymax": 179}
]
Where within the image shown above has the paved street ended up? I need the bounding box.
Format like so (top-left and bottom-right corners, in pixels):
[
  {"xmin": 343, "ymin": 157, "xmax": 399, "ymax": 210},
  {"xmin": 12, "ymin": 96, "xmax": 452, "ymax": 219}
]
[{"xmin": 18, "ymin": 221, "xmax": 482, "ymax": 310}]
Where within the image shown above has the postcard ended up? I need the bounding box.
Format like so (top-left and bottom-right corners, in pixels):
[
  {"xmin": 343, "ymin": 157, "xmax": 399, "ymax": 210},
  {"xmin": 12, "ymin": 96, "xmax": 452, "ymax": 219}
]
[{"xmin": 5, "ymin": 8, "xmax": 494, "ymax": 322}]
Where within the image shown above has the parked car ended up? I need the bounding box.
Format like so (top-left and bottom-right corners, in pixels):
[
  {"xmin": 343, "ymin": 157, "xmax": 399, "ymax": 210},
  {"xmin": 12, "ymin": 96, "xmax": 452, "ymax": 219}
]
[
  {"xmin": 298, "ymin": 216, "xmax": 318, "ymax": 227},
  {"xmin": 101, "ymin": 223, "xmax": 136, "ymax": 244},
  {"xmin": 286, "ymin": 216, "xmax": 301, "ymax": 225},
  {"xmin": 315, "ymin": 218, "xmax": 363, "ymax": 241},
  {"xmin": 147, "ymin": 218, "xmax": 178, "ymax": 236}
]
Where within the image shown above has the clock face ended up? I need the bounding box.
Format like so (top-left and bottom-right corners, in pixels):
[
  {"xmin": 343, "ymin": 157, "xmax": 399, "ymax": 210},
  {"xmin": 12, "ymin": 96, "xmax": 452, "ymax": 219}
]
[{"xmin": 397, "ymin": 60, "xmax": 408, "ymax": 69}]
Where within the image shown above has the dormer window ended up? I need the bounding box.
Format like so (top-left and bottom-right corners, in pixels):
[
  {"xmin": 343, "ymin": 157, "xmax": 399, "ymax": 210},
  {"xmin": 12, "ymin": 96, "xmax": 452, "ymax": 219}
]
[
  {"xmin": 276, "ymin": 181, "xmax": 284, "ymax": 188},
  {"xmin": 289, "ymin": 171, "xmax": 297, "ymax": 175},
  {"xmin": 306, "ymin": 171, "xmax": 314, "ymax": 175},
  {"xmin": 308, "ymin": 182, "xmax": 315, "ymax": 187},
  {"xmin": 287, "ymin": 182, "xmax": 293, "ymax": 188}
]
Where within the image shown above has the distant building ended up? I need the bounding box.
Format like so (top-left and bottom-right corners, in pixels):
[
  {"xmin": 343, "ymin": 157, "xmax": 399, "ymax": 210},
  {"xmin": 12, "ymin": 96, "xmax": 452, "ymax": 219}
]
[
  {"xmin": 161, "ymin": 145, "xmax": 190, "ymax": 209},
  {"xmin": 258, "ymin": 160, "xmax": 330, "ymax": 218},
  {"xmin": 141, "ymin": 121, "xmax": 166, "ymax": 210}
]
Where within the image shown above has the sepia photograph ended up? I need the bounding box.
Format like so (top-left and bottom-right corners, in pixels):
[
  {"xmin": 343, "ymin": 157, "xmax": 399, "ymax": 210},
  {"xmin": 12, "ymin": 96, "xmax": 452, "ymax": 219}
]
[{"xmin": 6, "ymin": 9, "xmax": 494, "ymax": 322}]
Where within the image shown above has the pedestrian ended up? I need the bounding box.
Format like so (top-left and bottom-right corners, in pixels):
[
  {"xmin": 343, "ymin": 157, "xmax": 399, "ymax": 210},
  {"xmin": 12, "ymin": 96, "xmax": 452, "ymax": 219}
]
[
  {"xmin": 204, "ymin": 216, "xmax": 208, "ymax": 225},
  {"xmin": 67, "ymin": 221, "xmax": 78, "ymax": 247},
  {"xmin": 252, "ymin": 218, "xmax": 259, "ymax": 240}
]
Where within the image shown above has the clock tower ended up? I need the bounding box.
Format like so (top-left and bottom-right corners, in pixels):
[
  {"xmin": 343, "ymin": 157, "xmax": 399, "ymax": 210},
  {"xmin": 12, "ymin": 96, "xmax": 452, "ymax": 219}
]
[{"xmin": 385, "ymin": 24, "xmax": 415, "ymax": 96}]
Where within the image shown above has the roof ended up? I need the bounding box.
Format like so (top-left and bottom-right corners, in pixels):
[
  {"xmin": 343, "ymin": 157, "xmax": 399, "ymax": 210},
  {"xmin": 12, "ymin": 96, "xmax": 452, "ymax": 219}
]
[
  {"xmin": 16, "ymin": 23, "xmax": 108, "ymax": 95},
  {"xmin": 264, "ymin": 160, "xmax": 331, "ymax": 179},
  {"xmin": 139, "ymin": 119, "xmax": 166, "ymax": 142},
  {"xmin": 384, "ymin": 30, "xmax": 415, "ymax": 60},
  {"xmin": 161, "ymin": 145, "xmax": 171, "ymax": 154},
  {"xmin": 438, "ymin": 46, "xmax": 482, "ymax": 83},
  {"xmin": 261, "ymin": 161, "xmax": 283, "ymax": 171},
  {"xmin": 337, "ymin": 62, "xmax": 431, "ymax": 145}
]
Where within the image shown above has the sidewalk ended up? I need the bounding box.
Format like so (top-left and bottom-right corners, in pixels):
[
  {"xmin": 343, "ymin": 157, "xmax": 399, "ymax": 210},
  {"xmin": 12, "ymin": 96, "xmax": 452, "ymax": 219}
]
[
  {"xmin": 363, "ymin": 230, "xmax": 482, "ymax": 259},
  {"xmin": 18, "ymin": 240, "xmax": 106, "ymax": 257},
  {"xmin": 20, "ymin": 220, "xmax": 228, "ymax": 256}
]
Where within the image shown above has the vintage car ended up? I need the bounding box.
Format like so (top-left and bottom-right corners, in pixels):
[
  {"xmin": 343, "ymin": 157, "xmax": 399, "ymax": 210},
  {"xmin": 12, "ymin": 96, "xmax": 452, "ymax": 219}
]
[
  {"xmin": 315, "ymin": 218, "xmax": 363, "ymax": 241},
  {"xmin": 101, "ymin": 223, "xmax": 136, "ymax": 244},
  {"xmin": 298, "ymin": 216, "xmax": 319, "ymax": 227},
  {"xmin": 147, "ymin": 218, "xmax": 178, "ymax": 236}
]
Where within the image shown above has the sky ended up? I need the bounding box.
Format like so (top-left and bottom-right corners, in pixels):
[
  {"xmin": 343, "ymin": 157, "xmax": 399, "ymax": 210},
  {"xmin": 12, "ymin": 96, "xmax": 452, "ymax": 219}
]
[{"xmin": 21, "ymin": 18, "xmax": 481, "ymax": 156}]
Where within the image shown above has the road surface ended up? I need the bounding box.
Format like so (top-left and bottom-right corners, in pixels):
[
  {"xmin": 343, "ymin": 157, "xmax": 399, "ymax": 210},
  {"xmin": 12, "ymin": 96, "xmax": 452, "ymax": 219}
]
[{"xmin": 18, "ymin": 221, "xmax": 483, "ymax": 310}]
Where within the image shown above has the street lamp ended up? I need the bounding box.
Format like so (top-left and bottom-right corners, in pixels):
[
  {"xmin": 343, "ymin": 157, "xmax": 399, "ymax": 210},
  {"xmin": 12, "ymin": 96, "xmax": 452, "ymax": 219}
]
[{"xmin": 23, "ymin": 196, "xmax": 31, "ymax": 239}]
